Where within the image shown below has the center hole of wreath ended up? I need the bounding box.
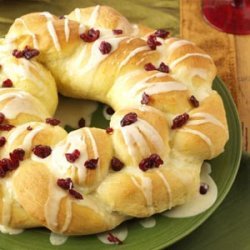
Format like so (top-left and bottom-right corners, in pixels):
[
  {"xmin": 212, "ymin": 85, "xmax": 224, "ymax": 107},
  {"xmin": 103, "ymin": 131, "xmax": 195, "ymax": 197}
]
[{"xmin": 54, "ymin": 95, "xmax": 112, "ymax": 132}]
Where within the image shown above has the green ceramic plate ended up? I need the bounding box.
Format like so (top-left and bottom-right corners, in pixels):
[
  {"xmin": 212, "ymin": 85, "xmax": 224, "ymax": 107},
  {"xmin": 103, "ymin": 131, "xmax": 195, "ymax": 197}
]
[{"xmin": 0, "ymin": 77, "xmax": 241, "ymax": 250}]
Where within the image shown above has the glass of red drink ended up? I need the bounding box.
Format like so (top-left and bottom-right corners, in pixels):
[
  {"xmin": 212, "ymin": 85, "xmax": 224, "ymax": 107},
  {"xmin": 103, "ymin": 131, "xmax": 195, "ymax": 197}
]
[{"xmin": 202, "ymin": 0, "xmax": 250, "ymax": 35}]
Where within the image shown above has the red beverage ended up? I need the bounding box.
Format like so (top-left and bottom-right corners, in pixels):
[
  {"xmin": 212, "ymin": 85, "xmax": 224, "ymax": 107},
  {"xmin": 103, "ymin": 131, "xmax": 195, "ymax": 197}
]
[{"xmin": 202, "ymin": 0, "xmax": 250, "ymax": 35}]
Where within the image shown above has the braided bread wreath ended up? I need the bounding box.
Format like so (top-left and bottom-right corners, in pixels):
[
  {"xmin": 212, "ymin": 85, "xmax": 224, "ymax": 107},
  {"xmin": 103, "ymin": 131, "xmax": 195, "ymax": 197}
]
[{"xmin": 0, "ymin": 5, "xmax": 228, "ymax": 238}]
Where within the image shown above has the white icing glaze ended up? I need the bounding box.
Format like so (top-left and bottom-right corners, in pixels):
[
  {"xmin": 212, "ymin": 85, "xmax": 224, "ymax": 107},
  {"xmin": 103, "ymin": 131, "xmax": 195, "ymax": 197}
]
[
  {"xmin": 81, "ymin": 35, "xmax": 126, "ymax": 74},
  {"xmin": 51, "ymin": 129, "xmax": 88, "ymax": 183},
  {"xmin": 88, "ymin": 5, "xmax": 100, "ymax": 26},
  {"xmin": 139, "ymin": 217, "xmax": 156, "ymax": 228},
  {"xmin": 0, "ymin": 91, "xmax": 46, "ymax": 119},
  {"xmin": 44, "ymin": 178, "xmax": 67, "ymax": 230},
  {"xmin": 60, "ymin": 199, "xmax": 72, "ymax": 233},
  {"xmin": 163, "ymin": 162, "xmax": 217, "ymax": 217},
  {"xmin": 155, "ymin": 170, "xmax": 172, "ymax": 209},
  {"xmin": 179, "ymin": 128, "xmax": 213, "ymax": 156},
  {"xmin": 20, "ymin": 59, "xmax": 45, "ymax": 90},
  {"xmin": 8, "ymin": 124, "xmax": 46, "ymax": 151},
  {"xmin": 64, "ymin": 18, "xmax": 70, "ymax": 42},
  {"xmin": 41, "ymin": 12, "xmax": 61, "ymax": 51},
  {"xmin": 121, "ymin": 125, "xmax": 150, "ymax": 160},
  {"xmin": 78, "ymin": 24, "xmax": 86, "ymax": 35},
  {"xmin": 0, "ymin": 225, "xmax": 23, "ymax": 235},
  {"xmin": 127, "ymin": 72, "xmax": 168, "ymax": 96},
  {"xmin": 16, "ymin": 18, "xmax": 39, "ymax": 49},
  {"xmin": 167, "ymin": 39, "xmax": 193, "ymax": 56},
  {"xmin": 188, "ymin": 112, "xmax": 225, "ymax": 129},
  {"xmin": 136, "ymin": 118, "xmax": 165, "ymax": 154},
  {"xmin": 97, "ymin": 224, "xmax": 128, "ymax": 244},
  {"xmin": 118, "ymin": 46, "xmax": 149, "ymax": 70},
  {"xmin": 74, "ymin": 8, "xmax": 81, "ymax": 22},
  {"xmin": 131, "ymin": 175, "xmax": 154, "ymax": 214},
  {"xmin": 126, "ymin": 168, "xmax": 154, "ymax": 214},
  {"xmin": 169, "ymin": 53, "xmax": 212, "ymax": 69},
  {"xmin": 50, "ymin": 232, "xmax": 68, "ymax": 246},
  {"xmin": 131, "ymin": 81, "xmax": 187, "ymax": 98}
]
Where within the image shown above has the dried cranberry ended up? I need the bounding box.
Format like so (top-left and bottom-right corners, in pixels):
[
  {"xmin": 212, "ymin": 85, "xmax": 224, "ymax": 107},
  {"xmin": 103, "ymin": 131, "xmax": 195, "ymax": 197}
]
[
  {"xmin": 0, "ymin": 137, "xmax": 6, "ymax": 147},
  {"xmin": 27, "ymin": 126, "xmax": 33, "ymax": 131},
  {"xmin": 139, "ymin": 154, "xmax": 163, "ymax": 171},
  {"xmin": 78, "ymin": 118, "xmax": 85, "ymax": 128},
  {"xmin": 57, "ymin": 178, "xmax": 73, "ymax": 190},
  {"xmin": 189, "ymin": 95, "xmax": 199, "ymax": 108},
  {"xmin": 106, "ymin": 106, "xmax": 115, "ymax": 115},
  {"xmin": 141, "ymin": 92, "xmax": 150, "ymax": 105},
  {"xmin": 99, "ymin": 41, "xmax": 112, "ymax": 54},
  {"xmin": 2, "ymin": 79, "xmax": 13, "ymax": 88},
  {"xmin": 23, "ymin": 46, "xmax": 40, "ymax": 60},
  {"xmin": 0, "ymin": 124, "xmax": 15, "ymax": 131},
  {"xmin": 106, "ymin": 127, "xmax": 114, "ymax": 134},
  {"xmin": 13, "ymin": 47, "xmax": 39, "ymax": 60},
  {"xmin": 68, "ymin": 189, "xmax": 83, "ymax": 199},
  {"xmin": 154, "ymin": 29, "xmax": 170, "ymax": 39},
  {"xmin": 158, "ymin": 62, "xmax": 169, "ymax": 73},
  {"xmin": 171, "ymin": 113, "xmax": 189, "ymax": 129},
  {"xmin": 80, "ymin": 28, "xmax": 100, "ymax": 42},
  {"xmin": 0, "ymin": 113, "xmax": 5, "ymax": 124},
  {"xmin": 32, "ymin": 145, "xmax": 52, "ymax": 158},
  {"xmin": 120, "ymin": 112, "xmax": 138, "ymax": 127},
  {"xmin": 111, "ymin": 157, "xmax": 124, "ymax": 171},
  {"xmin": 10, "ymin": 148, "xmax": 25, "ymax": 161},
  {"xmin": 113, "ymin": 29, "xmax": 123, "ymax": 35},
  {"xmin": 65, "ymin": 149, "xmax": 80, "ymax": 163},
  {"xmin": 45, "ymin": 118, "xmax": 60, "ymax": 126},
  {"xmin": 58, "ymin": 15, "xmax": 65, "ymax": 19},
  {"xmin": 12, "ymin": 49, "xmax": 24, "ymax": 58},
  {"xmin": 147, "ymin": 35, "xmax": 162, "ymax": 50},
  {"xmin": 84, "ymin": 158, "xmax": 99, "ymax": 169},
  {"xmin": 107, "ymin": 232, "xmax": 123, "ymax": 244},
  {"xmin": 144, "ymin": 62, "xmax": 157, "ymax": 71},
  {"xmin": 200, "ymin": 183, "xmax": 209, "ymax": 195}
]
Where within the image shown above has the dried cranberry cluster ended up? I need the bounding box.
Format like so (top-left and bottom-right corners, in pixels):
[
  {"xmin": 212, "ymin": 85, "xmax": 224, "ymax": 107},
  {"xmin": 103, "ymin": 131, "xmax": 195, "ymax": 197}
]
[
  {"xmin": 80, "ymin": 28, "xmax": 100, "ymax": 42},
  {"xmin": 12, "ymin": 46, "xmax": 40, "ymax": 60},
  {"xmin": 144, "ymin": 62, "xmax": 169, "ymax": 73},
  {"xmin": 80, "ymin": 28, "xmax": 115, "ymax": 55},
  {"xmin": 139, "ymin": 154, "xmax": 163, "ymax": 171},
  {"xmin": 147, "ymin": 29, "xmax": 169, "ymax": 50},
  {"xmin": 65, "ymin": 148, "xmax": 100, "ymax": 170},
  {"xmin": 0, "ymin": 148, "xmax": 25, "ymax": 178},
  {"xmin": 65, "ymin": 149, "xmax": 80, "ymax": 163},
  {"xmin": 57, "ymin": 177, "xmax": 83, "ymax": 200}
]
